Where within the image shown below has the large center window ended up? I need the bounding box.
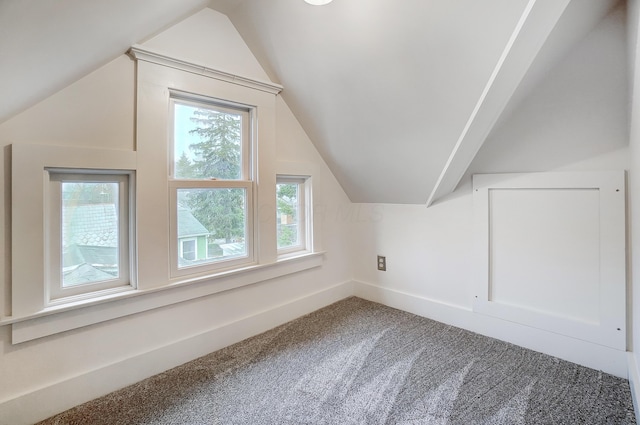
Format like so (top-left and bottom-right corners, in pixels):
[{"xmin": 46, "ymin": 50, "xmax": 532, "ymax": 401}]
[{"xmin": 169, "ymin": 94, "xmax": 253, "ymax": 277}]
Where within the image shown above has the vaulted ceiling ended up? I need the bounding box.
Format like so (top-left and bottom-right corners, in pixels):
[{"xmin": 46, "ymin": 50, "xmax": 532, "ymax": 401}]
[
  {"xmin": 0, "ymin": 0, "xmax": 208, "ymax": 124},
  {"xmin": 0, "ymin": 0, "xmax": 620, "ymax": 204}
]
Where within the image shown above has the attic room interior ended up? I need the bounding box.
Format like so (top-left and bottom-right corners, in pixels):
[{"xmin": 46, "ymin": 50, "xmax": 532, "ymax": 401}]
[{"xmin": 1, "ymin": 0, "xmax": 640, "ymax": 423}]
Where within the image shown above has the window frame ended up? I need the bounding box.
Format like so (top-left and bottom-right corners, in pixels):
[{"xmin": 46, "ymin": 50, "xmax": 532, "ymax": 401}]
[
  {"xmin": 276, "ymin": 175, "xmax": 310, "ymax": 257},
  {"xmin": 169, "ymin": 180, "xmax": 254, "ymax": 277},
  {"xmin": 46, "ymin": 170, "xmax": 134, "ymax": 304},
  {"xmin": 5, "ymin": 52, "xmax": 327, "ymax": 344},
  {"xmin": 10, "ymin": 143, "xmax": 138, "ymax": 321},
  {"xmin": 169, "ymin": 94, "xmax": 251, "ymax": 181},
  {"xmin": 168, "ymin": 93, "xmax": 256, "ymax": 278}
]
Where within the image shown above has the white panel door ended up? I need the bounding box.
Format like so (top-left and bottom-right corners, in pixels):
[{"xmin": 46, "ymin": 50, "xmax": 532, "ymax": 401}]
[{"xmin": 473, "ymin": 172, "xmax": 626, "ymax": 350}]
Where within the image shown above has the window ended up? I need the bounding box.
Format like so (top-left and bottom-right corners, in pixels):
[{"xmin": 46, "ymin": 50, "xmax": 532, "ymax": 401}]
[
  {"xmin": 277, "ymin": 176, "xmax": 308, "ymax": 255},
  {"xmin": 46, "ymin": 170, "xmax": 133, "ymax": 303},
  {"xmin": 8, "ymin": 52, "xmax": 326, "ymax": 344},
  {"xmin": 169, "ymin": 94, "xmax": 254, "ymax": 277},
  {"xmin": 180, "ymin": 239, "xmax": 197, "ymax": 261}
]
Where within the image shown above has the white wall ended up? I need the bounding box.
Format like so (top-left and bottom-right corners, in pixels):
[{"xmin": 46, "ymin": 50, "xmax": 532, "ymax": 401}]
[
  {"xmin": 0, "ymin": 9, "xmax": 353, "ymax": 424},
  {"xmin": 627, "ymin": 0, "xmax": 640, "ymax": 413},
  {"xmin": 352, "ymin": 4, "xmax": 630, "ymax": 376},
  {"xmin": 0, "ymin": 3, "xmax": 635, "ymax": 423}
]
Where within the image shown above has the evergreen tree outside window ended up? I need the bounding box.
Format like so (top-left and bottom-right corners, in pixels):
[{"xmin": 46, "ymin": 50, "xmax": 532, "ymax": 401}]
[
  {"xmin": 169, "ymin": 95, "xmax": 253, "ymax": 276},
  {"xmin": 173, "ymin": 102, "xmax": 245, "ymax": 181}
]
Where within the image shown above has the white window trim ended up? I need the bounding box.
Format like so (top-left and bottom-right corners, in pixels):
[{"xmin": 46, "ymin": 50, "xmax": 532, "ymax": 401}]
[
  {"xmin": 134, "ymin": 57, "xmax": 276, "ymax": 290},
  {"xmin": 277, "ymin": 176, "xmax": 309, "ymax": 256},
  {"xmin": 5, "ymin": 251, "xmax": 325, "ymax": 344},
  {"xmin": 3, "ymin": 52, "xmax": 326, "ymax": 344},
  {"xmin": 169, "ymin": 93, "xmax": 251, "ymax": 181},
  {"xmin": 46, "ymin": 170, "xmax": 134, "ymax": 305},
  {"xmin": 276, "ymin": 160, "xmax": 322, "ymax": 258},
  {"xmin": 128, "ymin": 45, "xmax": 283, "ymax": 95},
  {"xmin": 169, "ymin": 180, "xmax": 255, "ymax": 278},
  {"xmin": 11, "ymin": 144, "xmax": 137, "ymax": 318},
  {"xmin": 169, "ymin": 93, "xmax": 256, "ymax": 278},
  {"xmin": 7, "ymin": 144, "xmax": 324, "ymax": 343}
]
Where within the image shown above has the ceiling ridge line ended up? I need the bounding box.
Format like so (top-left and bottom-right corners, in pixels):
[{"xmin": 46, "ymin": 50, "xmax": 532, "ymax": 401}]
[
  {"xmin": 426, "ymin": 0, "xmax": 537, "ymax": 207},
  {"xmin": 425, "ymin": 0, "xmax": 571, "ymax": 207}
]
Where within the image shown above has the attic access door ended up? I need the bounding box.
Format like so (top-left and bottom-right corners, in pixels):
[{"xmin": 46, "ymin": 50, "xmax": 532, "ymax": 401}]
[{"xmin": 472, "ymin": 172, "xmax": 626, "ymax": 350}]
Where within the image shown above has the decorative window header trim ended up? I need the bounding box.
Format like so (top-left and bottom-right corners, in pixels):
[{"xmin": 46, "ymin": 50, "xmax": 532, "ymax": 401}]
[{"xmin": 128, "ymin": 45, "xmax": 283, "ymax": 95}]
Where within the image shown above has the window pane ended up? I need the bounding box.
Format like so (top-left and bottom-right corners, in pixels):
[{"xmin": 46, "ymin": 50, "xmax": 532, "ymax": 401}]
[
  {"xmin": 181, "ymin": 240, "xmax": 196, "ymax": 261},
  {"xmin": 277, "ymin": 183, "xmax": 300, "ymax": 249},
  {"xmin": 174, "ymin": 102, "xmax": 243, "ymax": 180},
  {"xmin": 177, "ymin": 188, "xmax": 247, "ymax": 268},
  {"xmin": 61, "ymin": 182, "xmax": 119, "ymax": 287}
]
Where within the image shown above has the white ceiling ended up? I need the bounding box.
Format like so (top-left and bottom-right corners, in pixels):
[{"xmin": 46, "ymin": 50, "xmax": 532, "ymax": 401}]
[
  {"xmin": 0, "ymin": 0, "xmax": 207, "ymax": 124},
  {"xmin": 221, "ymin": 0, "xmax": 530, "ymax": 203},
  {"xmin": 210, "ymin": 0, "xmax": 619, "ymax": 204},
  {"xmin": 0, "ymin": 0, "xmax": 620, "ymax": 204}
]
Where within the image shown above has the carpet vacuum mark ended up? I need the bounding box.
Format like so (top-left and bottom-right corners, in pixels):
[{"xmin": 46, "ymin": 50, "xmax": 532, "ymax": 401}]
[{"xmin": 39, "ymin": 297, "xmax": 636, "ymax": 424}]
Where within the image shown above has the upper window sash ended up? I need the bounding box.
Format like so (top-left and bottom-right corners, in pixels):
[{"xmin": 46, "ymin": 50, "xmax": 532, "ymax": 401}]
[{"xmin": 169, "ymin": 94, "xmax": 251, "ymax": 182}]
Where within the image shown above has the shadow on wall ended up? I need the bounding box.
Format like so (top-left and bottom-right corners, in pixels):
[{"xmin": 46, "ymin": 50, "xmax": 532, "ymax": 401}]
[{"xmin": 463, "ymin": 4, "xmax": 628, "ymax": 185}]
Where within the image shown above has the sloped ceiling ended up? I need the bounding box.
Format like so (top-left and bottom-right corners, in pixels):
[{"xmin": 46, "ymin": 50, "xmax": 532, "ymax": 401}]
[
  {"xmin": 0, "ymin": 0, "xmax": 620, "ymax": 204},
  {"xmin": 211, "ymin": 0, "xmax": 619, "ymax": 204},
  {"xmin": 0, "ymin": 0, "xmax": 208, "ymax": 124}
]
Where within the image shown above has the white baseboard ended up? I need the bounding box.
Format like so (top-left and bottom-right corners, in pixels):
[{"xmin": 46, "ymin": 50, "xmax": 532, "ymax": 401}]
[
  {"xmin": 353, "ymin": 280, "xmax": 628, "ymax": 378},
  {"xmin": 2, "ymin": 279, "xmax": 631, "ymax": 425},
  {"xmin": 628, "ymin": 353, "xmax": 640, "ymax": 425},
  {"xmin": 0, "ymin": 281, "xmax": 353, "ymax": 425}
]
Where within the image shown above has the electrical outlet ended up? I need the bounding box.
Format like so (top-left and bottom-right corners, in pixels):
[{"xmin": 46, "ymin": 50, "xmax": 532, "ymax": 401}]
[{"xmin": 377, "ymin": 255, "xmax": 386, "ymax": 271}]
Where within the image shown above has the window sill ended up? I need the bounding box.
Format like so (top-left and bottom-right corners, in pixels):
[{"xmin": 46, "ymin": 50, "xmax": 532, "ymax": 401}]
[
  {"xmin": 277, "ymin": 248, "xmax": 312, "ymax": 261},
  {"xmin": 2, "ymin": 251, "xmax": 325, "ymax": 344}
]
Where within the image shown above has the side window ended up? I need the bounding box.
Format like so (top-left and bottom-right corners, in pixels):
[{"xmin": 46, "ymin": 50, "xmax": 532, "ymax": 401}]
[
  {"xmin": 169, "ymin": 95, "xmax": 254, "ymax": 277},
  {"xmin": 47, "ymin": 170, "xmax": 133, "ymax": 303},
  {"xmin": 276, "ymin": 176, "xmax": 308, "ymax": 255}
]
